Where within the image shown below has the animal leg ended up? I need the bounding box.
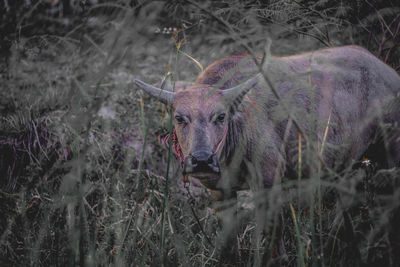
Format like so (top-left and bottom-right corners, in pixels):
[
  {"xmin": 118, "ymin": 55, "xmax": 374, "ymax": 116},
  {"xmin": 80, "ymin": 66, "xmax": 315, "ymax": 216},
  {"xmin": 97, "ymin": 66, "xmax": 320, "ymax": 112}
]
[
  {"xmin": 209, "ymin": 189, "xmax": 239, "ymax": 265},
  {"xmin": 388, "ymin": 133, "xmax": 400, "ymax": 168},
  {"xmin": 260, "ymin": 208, "xmax": 288, "ymax": 267},
  {"xmin": 389, "ymin": 207, "xmax": 400, "ymax": 266}
]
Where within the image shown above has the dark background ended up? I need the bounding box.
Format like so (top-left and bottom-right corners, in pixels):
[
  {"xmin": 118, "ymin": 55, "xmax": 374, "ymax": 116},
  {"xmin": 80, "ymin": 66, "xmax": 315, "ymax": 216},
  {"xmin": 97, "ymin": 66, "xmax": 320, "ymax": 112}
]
[{"xmin": 0, "ymin": 0, "xmax": 399, "ymax": 266}]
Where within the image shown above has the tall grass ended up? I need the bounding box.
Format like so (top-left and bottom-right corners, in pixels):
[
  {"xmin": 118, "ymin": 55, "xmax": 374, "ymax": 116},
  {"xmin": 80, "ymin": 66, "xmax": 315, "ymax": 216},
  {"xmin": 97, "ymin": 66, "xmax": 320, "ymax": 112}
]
[{"xmin": 1, "ymin": 0, "xmax": 399, "ymax": 266}]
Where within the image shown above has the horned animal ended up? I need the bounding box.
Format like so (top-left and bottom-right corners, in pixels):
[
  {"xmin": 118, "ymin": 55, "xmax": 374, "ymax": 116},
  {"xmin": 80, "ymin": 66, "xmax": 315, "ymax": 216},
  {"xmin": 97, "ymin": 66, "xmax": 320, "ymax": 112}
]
[
  {"xmin": 135, "ymin": 45, "xmax": 400, "ymax": 262},
  {"xmin": 136, "ymin": 46, "xmax": 400, "ymax": 197}
]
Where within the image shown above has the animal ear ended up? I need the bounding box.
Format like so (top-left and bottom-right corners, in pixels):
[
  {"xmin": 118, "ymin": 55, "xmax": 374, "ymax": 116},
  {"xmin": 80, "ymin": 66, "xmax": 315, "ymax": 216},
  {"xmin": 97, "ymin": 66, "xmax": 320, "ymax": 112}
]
[
  {"xmin": 134, "ymin": 79, "xmax": 175, "ymax": 105},
  {"xmin": 222, "ymin": 73, "xmax": 261, "ymax": 109}
]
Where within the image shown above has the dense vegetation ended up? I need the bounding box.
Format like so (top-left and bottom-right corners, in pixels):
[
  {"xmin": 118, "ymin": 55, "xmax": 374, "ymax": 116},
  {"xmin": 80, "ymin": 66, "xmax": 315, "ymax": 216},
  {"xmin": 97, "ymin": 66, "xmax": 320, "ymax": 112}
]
[{"xmin": 1, "ymin": 0, "xmax": 399, "ymax": 266}]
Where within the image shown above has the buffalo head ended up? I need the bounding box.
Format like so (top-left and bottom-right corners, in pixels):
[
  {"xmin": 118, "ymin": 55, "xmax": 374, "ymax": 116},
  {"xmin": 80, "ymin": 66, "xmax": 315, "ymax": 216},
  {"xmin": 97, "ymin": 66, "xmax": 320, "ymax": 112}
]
[{"xmin": 134, "ymin": 75, "xmax": 260, "ymax": 187}]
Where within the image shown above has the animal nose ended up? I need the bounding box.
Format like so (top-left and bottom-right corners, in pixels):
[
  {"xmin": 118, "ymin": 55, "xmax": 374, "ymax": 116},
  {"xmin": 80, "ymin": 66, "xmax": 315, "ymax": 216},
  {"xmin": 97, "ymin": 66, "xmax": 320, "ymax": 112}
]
[
  {"xmin": 191, "ymin": 151, "xmax": 212, "ymax": 164},
  {"xmin": 183, "ymin": 151, "xmax": 220, "ymax": 174}
]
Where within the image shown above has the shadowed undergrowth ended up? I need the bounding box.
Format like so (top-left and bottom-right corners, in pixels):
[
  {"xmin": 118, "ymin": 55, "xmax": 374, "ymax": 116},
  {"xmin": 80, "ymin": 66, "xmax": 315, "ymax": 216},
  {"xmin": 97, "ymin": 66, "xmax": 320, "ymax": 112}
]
[{"xmin": 1, "ymin": 1, "xmax": 400, "ymax": 266}]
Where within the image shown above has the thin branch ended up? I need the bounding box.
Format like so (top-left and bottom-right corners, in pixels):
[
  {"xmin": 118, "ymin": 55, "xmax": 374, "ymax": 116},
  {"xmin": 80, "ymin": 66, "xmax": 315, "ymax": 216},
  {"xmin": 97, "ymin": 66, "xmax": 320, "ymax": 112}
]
[
  {"xmin": 266, "ymin": 19, "xmax": 331, "ymax": 47},
  {"xmin": 365, "ymin": 0, "xmax": 394, "ymax": 36},
  {"xmin": 357, "ymin": 16, "xmax": 380, "ymax": 47}
]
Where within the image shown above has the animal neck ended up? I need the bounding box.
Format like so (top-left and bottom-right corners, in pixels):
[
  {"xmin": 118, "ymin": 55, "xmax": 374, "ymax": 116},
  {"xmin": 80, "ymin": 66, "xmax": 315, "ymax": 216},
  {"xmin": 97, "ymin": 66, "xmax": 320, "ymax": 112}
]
[
  {"xmin": 215, "ymin": 127, "xmax": 228, "ymax": 155},
  {"xmin": 221, "ymin": 112, "xmax": 244, "ymax": 165}
]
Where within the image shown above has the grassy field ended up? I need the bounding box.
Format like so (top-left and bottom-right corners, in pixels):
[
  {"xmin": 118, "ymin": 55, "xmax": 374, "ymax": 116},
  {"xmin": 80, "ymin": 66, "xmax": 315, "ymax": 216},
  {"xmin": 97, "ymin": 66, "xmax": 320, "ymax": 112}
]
[{"xmin": 1, "ymin": 1, "xmax": 400, "ymax": 266}]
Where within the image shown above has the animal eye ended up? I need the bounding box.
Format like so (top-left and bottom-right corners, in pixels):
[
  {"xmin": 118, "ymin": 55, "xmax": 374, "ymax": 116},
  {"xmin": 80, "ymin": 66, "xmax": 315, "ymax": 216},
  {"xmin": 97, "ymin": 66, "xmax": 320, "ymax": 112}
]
[
  {"xmin": 175, "ymin": 115, "xmax": 185, "ymax": 124},
  {"xmin": 216, "ymin": 113, "xmax": 225, "ymax": 123}
]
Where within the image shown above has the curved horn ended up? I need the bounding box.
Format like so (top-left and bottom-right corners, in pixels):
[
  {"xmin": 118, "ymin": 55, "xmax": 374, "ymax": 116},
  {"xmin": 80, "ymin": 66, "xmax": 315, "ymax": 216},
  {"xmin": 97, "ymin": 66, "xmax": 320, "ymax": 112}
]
[
  {"xmin": 134, "ymin": 79, "xmax": 175, "ymax": 105},
  {"xmin": 222, "ymin": 73, "xmax": 261, "ymax": 107}
]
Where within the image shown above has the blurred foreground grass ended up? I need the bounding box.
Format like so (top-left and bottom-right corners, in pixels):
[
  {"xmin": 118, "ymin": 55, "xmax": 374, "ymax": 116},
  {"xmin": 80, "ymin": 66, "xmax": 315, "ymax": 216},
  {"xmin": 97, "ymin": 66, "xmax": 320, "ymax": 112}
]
[{"xmin": 1, "ymin": 1, "xmax": 400, "ymax": 266}]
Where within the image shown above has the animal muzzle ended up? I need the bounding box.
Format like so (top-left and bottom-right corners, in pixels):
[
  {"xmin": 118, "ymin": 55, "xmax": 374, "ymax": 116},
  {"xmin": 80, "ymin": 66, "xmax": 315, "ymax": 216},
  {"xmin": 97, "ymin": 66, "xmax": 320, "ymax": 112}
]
[{"xmin": 183, "ymin": 151, "xmax": 220, "ymax": 175}]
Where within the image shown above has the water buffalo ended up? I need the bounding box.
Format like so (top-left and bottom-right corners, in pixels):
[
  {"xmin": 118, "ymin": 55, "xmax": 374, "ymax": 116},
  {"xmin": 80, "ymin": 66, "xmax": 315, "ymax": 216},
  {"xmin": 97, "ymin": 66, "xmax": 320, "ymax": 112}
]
[
  {"xmin": 135, "ymin": 46, "xmax": 400, "ymax": 198},
  {"xmin": 135, "ymin": 45, "xmax": 400, "ymax": 263}
]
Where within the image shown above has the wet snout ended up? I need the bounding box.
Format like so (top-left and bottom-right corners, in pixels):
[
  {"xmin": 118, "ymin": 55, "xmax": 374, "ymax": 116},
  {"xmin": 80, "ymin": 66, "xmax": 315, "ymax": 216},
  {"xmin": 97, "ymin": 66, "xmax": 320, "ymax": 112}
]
[{"xmin": 183, "ymin": 151, "xmax": 220, "ymax": 175}]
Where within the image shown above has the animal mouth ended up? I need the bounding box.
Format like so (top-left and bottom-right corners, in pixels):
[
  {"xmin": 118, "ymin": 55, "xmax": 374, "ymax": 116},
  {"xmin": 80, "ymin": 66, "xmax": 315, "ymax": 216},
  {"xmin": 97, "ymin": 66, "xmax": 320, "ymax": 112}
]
[
  {"xmin": 183, "ymin": 170, "xmax": 221, "ymax": 190},
  {"xmin": 185, "ymin": 171, "xmax": 220, "ymax": 178},
  {"xmin": 182, "ymin": 166, "xmax": 221, "ymax": 177}
]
